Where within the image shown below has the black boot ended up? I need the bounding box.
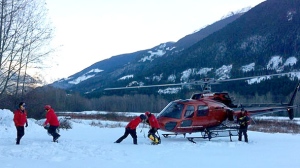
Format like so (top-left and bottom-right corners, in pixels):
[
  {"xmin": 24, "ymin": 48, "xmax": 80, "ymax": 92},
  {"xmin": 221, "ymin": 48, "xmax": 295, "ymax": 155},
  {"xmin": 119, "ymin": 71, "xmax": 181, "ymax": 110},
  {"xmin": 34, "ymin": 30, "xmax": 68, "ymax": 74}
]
[
  {"xmin": 133, "ymin": 138, "xmax": 137, "ymax": 145},
  {"xmin": 115, "ymin": 138, "xmax": 123, "ymax": 143},
  {"xmin": 53, "ymin": 135, "xmax": 60, "ymax": 142},
  {"xmin": 16, "ymin": 137, "xmax": 20, "ymax": 145},
  {"xmin": 238, "ymin": 135, "xmax": 242, "ymax": 141},
  {"xmin": 244, "ymin": 135, "xmax": 248, "ymax": 143}
]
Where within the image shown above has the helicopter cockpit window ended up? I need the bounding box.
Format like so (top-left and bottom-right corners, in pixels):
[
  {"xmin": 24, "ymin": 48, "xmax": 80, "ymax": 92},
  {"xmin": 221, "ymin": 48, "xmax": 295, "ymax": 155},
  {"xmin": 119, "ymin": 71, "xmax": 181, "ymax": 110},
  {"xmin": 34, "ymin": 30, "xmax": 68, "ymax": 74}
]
[
  {"xmin": 184, "ymin": 105, "xmax": 195, "ymax": 118},
  {"xmin": 197, "ymin": 105, "xmax": 209, "ymax": 116},
  {"xmin": 157, "ymin": 102, "xmax": 184, "ymax": 119}
]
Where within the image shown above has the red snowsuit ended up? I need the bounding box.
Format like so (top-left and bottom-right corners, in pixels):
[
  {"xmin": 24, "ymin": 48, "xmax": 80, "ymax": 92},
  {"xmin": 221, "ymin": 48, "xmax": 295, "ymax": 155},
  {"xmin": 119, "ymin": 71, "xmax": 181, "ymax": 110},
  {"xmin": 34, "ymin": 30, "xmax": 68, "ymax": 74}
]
[
  {"xmin": 13, "ymin": 109, "xmax": 28, "ymax": 126},
  {"xmin": 146, "ymin": 113, "xmax": 160, "ymax": 144},
  {"xmin": 126, "ymin": 117, "xmax": 142, "ymax": 129},
  {"xmin": 115, "ymin": 116, "xmax": 143, "ymax": 144},
  {"xmin": 44, "ymin": 108, "xmax": 60, "ymax": 126},
  {"xmin": 147, "ymin": 114, "xmax": 160, "ymax": 129},
  {"xmin": 13, "ymin": 108, "xmax": 28, "ymax": 144}
]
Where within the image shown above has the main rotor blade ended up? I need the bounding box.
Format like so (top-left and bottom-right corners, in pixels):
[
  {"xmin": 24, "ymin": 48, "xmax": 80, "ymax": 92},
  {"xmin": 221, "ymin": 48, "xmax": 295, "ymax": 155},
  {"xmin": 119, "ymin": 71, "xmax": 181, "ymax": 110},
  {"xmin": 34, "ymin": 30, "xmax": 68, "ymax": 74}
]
[
  {"xmin": 104, "ymin": 83, "xmax": 184, "ymax": 90},
  {"xmin": 217, "ymin": 72, "xmax": 292, "ymax": 83},
  {"xmin": 104, "ymin": 72, "xmax": 294, "ymax": 91}
]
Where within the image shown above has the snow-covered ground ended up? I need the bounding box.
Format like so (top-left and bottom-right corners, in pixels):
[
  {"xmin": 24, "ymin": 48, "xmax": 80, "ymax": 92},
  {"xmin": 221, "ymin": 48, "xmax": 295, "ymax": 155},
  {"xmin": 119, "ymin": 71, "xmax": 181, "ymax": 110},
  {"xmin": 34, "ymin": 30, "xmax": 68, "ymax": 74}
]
[{"xmin": 1, "ymin": 109, "xmax": 300, "ymax": 168}]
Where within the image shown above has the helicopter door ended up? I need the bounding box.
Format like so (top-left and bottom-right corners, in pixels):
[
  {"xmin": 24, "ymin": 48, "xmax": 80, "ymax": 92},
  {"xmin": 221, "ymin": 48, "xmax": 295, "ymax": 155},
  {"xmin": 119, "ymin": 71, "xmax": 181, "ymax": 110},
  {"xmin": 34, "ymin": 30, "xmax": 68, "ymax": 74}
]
[{"xmin": 181, "ymin": 105, "xmax": 195, "ymax": 127}]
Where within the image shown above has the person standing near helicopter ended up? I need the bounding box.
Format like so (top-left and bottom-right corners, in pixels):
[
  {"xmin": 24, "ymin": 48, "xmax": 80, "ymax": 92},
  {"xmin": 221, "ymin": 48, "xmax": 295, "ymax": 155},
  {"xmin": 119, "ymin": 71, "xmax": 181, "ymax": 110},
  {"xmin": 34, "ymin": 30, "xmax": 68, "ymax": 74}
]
[
  {"xmin": 237, "ymin": 108, "xmax": 250, "ymax": 143},
  {"xmin": 115, "ymin": 114, "xmax": 147, "ymax": 145},
  {"xmin": 145, "ymin": 111, "xmax": 161, "ymax": 145}
]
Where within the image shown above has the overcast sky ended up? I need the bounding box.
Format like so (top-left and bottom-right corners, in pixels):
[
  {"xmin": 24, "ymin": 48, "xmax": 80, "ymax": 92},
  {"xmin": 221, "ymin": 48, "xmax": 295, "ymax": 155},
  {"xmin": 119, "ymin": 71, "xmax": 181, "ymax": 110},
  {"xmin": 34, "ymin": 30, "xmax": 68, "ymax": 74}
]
[{"xmin": 43, "ymin": 0, "xmax": 265, "ymax": 83}]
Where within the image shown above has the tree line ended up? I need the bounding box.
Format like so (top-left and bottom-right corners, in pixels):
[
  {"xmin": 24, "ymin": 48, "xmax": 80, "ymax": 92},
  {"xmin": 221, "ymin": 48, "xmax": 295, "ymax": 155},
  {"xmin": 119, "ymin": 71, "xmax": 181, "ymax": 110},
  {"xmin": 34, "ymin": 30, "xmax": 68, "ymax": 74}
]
[
  {"xmin": 1, "ymin": 84, "xmax": 299, "ymax": 119},
  {"xmin": 0, "ymin": 85, "xmax": 170, "ymax": 119}
]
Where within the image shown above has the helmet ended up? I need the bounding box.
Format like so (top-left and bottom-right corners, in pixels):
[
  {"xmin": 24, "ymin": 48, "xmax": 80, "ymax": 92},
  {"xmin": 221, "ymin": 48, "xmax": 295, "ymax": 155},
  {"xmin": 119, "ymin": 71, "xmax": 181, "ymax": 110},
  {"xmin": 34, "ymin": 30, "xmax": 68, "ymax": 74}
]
[
  {"xmin": 140, "ymin": 114, "xmax": 146, "ymax": 121},
  {"xmin": 44, "ymin": 105, "xmax": 51, "ymax": 110},
  {"xmin": 145, "ymin": 111, "xmax": 151, "ymax": 116}
]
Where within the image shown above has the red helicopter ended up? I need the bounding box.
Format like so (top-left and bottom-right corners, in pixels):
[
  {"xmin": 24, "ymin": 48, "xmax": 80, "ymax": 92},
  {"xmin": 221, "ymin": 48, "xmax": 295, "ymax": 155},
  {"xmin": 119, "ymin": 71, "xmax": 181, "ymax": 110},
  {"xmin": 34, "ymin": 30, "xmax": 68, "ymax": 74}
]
[{"xmin": 105, "ymin": 73, "xmax": 299, "ymax": 142}]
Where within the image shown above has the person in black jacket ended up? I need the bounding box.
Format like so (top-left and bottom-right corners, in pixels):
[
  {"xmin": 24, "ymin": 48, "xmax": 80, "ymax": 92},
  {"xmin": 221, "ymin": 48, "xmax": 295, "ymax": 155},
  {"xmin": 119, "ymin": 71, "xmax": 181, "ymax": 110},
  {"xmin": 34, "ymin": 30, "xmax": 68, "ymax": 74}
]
[{"xmin": 237, "ymin": 108, "xmax": 250, "ymax": 143}]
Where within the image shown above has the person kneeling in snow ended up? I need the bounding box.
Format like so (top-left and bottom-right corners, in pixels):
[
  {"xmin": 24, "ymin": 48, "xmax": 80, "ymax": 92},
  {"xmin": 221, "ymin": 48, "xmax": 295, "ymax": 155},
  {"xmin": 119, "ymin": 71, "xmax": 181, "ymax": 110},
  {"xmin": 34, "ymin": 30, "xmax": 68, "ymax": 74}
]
[
  {"xmin": 145, "ymin": 111, "xmax": 161, "ymax": 145},
  {"xmin": 43, "ymin": 105, "xmax": 60, "ymax": 142},
  {"xmin": 115, "ymin": 114, "xmax": 147, "ymax": 145}
]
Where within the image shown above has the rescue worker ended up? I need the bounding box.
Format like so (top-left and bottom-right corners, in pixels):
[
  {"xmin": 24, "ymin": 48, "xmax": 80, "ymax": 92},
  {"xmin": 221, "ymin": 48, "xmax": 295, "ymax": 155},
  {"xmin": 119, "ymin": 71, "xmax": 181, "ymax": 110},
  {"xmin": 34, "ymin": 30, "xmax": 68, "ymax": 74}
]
[
  {"xmin": 145, "ymin": 111, "xmax": 161, "ymax": 145},
  {"xmin": 43, "ymin": 105, "xmax": 60, "ymax": 142},
  {"xmin": 13, "ymin": 102, "xmax": 28, "ymax": 145},
  {"xmin": 237, "ymin": 108, "xmax": 250, "ymax": 143},
  {"xmin": 115, "ymin": 114, "xmax": 147, "ymax": 145}
]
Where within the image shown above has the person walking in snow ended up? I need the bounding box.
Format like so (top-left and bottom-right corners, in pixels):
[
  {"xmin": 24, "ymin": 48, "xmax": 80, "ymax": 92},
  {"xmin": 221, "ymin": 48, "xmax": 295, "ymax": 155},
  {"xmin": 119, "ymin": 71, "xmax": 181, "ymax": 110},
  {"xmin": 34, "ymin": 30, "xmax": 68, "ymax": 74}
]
[
  {"xmin": 237, "ymin": 108, "xmax": 250, "ymax": 143},
  {"xmin": 13, "ymin": 102, "xmax": 28, "ymax": 145},
  {"xmin": 115, "ymin": 114, "xmax": 147, "ymax": 145},
  {"xmin": 43, "ymin": 105, "xmax": 60, "ymax": 142},
  {"xmin": 145, "ymin": 111, "xmax": 161, "ymax": 145}
]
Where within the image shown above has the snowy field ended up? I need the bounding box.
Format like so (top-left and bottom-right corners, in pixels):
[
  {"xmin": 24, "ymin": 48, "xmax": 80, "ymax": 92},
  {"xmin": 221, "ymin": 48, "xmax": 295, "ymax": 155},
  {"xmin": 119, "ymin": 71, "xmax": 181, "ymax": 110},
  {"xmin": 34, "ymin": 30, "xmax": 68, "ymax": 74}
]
[{"xmin": 1, "ymin": 109, "xmax": 300, "ymax": 168}]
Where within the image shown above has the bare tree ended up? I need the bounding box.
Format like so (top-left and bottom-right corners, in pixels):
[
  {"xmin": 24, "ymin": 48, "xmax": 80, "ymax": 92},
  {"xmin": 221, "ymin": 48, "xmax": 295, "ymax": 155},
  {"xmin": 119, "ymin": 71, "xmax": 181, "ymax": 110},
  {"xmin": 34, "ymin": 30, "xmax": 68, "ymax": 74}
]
[{"xmin": 0, "ymin": 0, "xmax": 53, "ymax": 100}]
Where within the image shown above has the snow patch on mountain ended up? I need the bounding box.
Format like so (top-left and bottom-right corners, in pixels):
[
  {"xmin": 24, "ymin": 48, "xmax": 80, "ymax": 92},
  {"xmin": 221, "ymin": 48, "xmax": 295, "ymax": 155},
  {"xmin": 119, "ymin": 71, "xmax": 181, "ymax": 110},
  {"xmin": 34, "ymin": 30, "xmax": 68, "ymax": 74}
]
[
  {"xmin": 221, "ymin": 7, "xmax": 252, "ymax": 20},
  {"xmin": 241, "ymin": 56, "xmax": 296, "ymax": 74},
  {"xmin": 267, "ymin": 56, "xmax": 282, "ymax": 71},
  {"xmin": 197, "ymin": 68, "xmax": 213, "ymax": 76},
  {"xmin": 153, "ymin": 74, "xmax": 163, "ymax": 82},
  {"xmin": 283, "ymin": 57, "xmax": 297, "ymax": 66},
  {"xmin": 267, "ymin": 56, "xmax": 297, "ymax": 72},
  {"xmin": 139, "ymin": 43, "xmax": 175, "ymax": 62},
  {"xmin": 168, "ymin": 74, "xmax": 176, "ymax": 82},
  {"xmin": 241, "ymin": 63, "xmax": 255, "ymax": 72},
  {"xmin": 180, "ymin": 69, "xmax": 194, "ymax": 82},
  {"xmin": 118, "ymin": 75, "xmax": 134, "ymax": 80},
  {"xmin": 216, "ymin": 65, "xmax": 232, "ymax": 80},
  {"xmin": 287, "ymin": 10, "xmax": 297, "ymax": 21},
  {"xmin": 68, "ymin": 68, "xmax": 103, "ymax": 84},
  {"xmin": 247, "ymin": 76, "xmax": 271, "ymax": 85},
  {"xmin": 128, "ymin": 81, "xmax": 144, "ymax": 87},
  {"xmin": 180, "ymin": 66, "xmax": 230, "ymax": 83},
  {"xmin": 158, "ymin": 87, "xmax": 181, "ymax": 94}
]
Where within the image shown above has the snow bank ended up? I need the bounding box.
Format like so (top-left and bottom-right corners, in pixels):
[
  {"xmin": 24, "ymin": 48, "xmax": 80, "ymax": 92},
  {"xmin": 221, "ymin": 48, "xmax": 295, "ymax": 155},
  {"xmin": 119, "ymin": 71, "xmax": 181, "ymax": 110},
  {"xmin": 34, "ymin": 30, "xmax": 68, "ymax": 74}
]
[{"xmin": 0, "ymin": 109, "xmax": 14, "ymax": 127}]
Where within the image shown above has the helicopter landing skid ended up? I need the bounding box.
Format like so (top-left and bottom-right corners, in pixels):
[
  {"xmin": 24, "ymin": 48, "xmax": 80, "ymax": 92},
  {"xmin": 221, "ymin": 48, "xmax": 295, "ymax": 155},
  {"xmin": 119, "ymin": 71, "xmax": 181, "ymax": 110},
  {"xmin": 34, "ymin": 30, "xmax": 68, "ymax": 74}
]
[{"xmin": 186, "ymin": 128, "xmax": 239, "ymax": 143}]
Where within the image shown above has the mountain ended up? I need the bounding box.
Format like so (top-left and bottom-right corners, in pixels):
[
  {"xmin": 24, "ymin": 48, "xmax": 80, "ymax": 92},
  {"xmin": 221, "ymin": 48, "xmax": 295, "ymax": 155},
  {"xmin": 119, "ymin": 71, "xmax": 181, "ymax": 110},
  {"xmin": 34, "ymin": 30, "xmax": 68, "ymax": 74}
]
[
  {"xmin": 51, "ymin": 0, "xmax": 300, "ymax": 98},
  {"xmin": 51, "ymin": 11, "xmax": 245, "ymax": 92}
]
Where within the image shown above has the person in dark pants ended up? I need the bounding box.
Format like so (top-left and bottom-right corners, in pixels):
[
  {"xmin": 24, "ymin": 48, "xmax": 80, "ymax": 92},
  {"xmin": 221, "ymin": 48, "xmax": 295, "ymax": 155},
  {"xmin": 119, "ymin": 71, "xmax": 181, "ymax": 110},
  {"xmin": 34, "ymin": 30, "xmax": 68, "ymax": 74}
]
[
  {"xmin": 13, "ymin": 102, "xmax": 28, "ymax": 145},
  {"xmin": 237, "ymin": 108, "xmax": 250, "ymax": 143},
  {"xmin": 115, "ymin": 114, "xmax": 147, "ymax": 145},
  {"xmin": 145, "ymin": 111, "xmax": 161, "ymax": 145},
  {"xmin": 43, "ymin": 105, "xmax": 60, "ymax": 142}
]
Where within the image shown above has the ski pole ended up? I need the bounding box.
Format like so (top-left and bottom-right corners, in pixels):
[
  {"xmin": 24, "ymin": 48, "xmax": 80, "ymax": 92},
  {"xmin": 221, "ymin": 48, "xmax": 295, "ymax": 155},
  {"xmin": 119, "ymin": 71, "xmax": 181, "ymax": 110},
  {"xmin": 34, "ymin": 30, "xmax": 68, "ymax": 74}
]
[{"xmin": 140, "ymin": 122, "xmax": 145, "ymax": 133}]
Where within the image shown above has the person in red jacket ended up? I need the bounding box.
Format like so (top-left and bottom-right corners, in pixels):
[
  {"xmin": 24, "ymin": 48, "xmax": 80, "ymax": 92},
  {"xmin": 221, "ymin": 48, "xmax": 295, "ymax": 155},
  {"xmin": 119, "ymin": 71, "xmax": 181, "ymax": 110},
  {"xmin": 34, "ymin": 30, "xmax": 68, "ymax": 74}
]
[
  {"xmin": 115, "ymin": 114, "xmax": 147, "ymax": 145},
  {"xmin": 13, "ymin": 102, "xmax": 28, "ymax": 145},
  {"xmin": 145, "ymin": 111, "xmax": 161, "ymax": 145},
  {"xmin": 43, "ymin": 105, "xmax": 60, "ymax": 142}
]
